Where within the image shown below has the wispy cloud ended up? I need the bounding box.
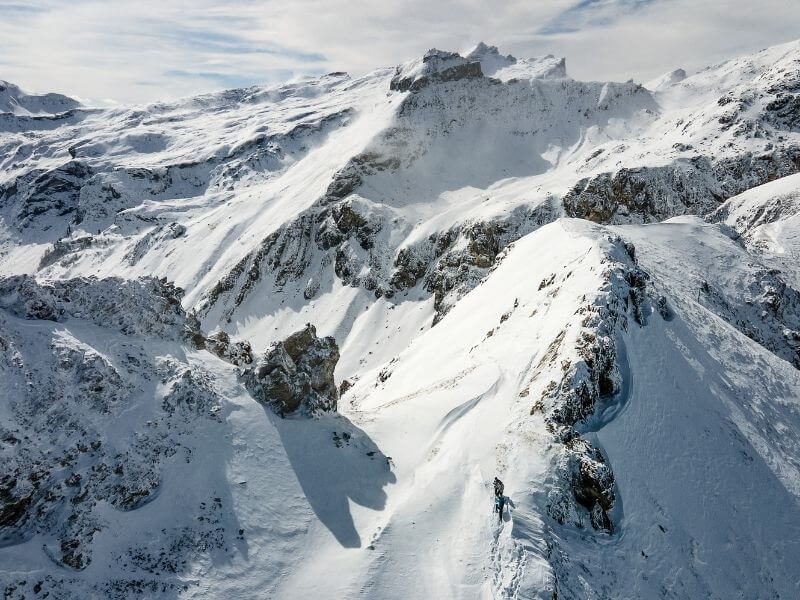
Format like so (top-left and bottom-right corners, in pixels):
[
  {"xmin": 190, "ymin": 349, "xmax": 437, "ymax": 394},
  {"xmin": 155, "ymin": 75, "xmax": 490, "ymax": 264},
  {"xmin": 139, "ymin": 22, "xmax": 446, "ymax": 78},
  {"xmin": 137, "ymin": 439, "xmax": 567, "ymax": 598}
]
[
  {"xmin": 538, "ymin": 0, "xmax": 659, "ymax": 35},
  {"xmin": 0, "ymin": 2, "xmax": 48, "ymax": 15},
  {"xmin": 1, "ymin": 0, "xmax": 798, "ymax": 104},
  {"xmin": 164, "ymin": 68, "xmax": 310, "ymax": 89},
  {"xmin": 153, "ymin": 27, "xmax": 327, "ymax": 62},
  {"xmin": 0, "ymin": 0, "xmax": 334, "ymax": 103}
]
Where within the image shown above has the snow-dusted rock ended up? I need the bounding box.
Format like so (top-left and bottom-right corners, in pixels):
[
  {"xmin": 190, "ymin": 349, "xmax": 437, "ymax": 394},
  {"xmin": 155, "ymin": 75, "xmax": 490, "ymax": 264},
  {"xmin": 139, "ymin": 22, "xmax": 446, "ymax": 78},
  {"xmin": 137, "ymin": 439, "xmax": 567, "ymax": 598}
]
[
  {"xmin": 204, "ymin": 329, "xmax": 253, "ymax": 366},
  {"xmin": 389, "ymin": 49, "xmax": 483, "ymax": 92},
  {"xmin": 0, "ymin": 275, "xmax": 202, "ymax": 342},
  {"xmin": 0, "ymin": 275, "xmax": 233, "ymax": 584},
  {"xmin": 564, "ymin": 147, "xmax": 800, "ymax": 223}
]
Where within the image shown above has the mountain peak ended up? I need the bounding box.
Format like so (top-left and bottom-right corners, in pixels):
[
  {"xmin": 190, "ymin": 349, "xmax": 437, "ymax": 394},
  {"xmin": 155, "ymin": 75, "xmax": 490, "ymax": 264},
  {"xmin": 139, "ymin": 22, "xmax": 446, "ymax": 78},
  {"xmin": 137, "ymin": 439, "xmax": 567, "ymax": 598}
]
[
  {"xmin": 464, "ymin": 42, "xmax": 517, "ymax": 75},
  {"xmin": 0, "ymin": 79, "xmax": 81, "ymax": 116},
  {"xmin": 464, "ymin": 41, "xmax": 514, "ymax": 62},
  {"xmin": 645, "ymin": 67, "xmax": 687, "ymax": 91},
  {"xmin": 389, "ymin": 48, "xmax": 482, "ymax": 92},
  {"xmin": 389, "ymin": 43, "xmax": 568, "ymax": 91}
]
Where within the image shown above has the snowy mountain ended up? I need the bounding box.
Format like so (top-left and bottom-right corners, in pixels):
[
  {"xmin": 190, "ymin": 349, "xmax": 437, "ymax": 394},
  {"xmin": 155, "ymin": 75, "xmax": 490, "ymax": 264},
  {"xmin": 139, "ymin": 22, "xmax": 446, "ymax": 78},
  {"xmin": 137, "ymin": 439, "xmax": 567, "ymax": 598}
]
[
  {"xmin": 1, "ymin": 40, "xmax": 800, "ymax": 599},
  {"xmin": 0, "ymin": 80, "xmax": 81, "ymax": 118}
]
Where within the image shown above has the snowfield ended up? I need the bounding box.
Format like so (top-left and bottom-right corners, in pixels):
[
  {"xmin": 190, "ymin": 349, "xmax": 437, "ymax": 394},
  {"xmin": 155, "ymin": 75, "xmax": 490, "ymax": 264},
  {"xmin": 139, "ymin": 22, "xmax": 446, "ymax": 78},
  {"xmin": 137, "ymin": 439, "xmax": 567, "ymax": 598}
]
[{"xmin": 1, "ymin": 40, "xmax": 800, "ymax": 599}]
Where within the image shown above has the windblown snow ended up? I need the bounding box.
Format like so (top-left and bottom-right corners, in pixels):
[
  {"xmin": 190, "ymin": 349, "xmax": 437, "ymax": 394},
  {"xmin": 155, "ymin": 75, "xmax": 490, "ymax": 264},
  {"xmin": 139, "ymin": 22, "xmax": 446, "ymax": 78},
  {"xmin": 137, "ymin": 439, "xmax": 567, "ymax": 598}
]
[{"xmin": 2, "ymin": 39, "xmax": 800, "ymax": 599}]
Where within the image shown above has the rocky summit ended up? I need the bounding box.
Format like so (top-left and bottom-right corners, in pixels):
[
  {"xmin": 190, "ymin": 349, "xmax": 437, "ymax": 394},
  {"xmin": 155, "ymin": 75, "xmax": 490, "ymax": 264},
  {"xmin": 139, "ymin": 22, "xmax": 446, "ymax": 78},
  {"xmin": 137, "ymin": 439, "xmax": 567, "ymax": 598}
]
[{"xmin": 2, "ymin": 40, "xmax": 800, "ymax": 599}]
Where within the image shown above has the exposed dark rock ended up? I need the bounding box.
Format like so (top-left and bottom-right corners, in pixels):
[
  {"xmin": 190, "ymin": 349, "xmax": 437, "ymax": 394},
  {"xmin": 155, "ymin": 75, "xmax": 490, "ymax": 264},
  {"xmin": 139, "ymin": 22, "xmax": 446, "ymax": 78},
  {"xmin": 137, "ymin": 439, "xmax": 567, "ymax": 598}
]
[
  {"xmin": 390, "ymin": 49, "xmax": 484, "ymax": 93},
  {"xmin": 240, "ymin": 323, "xmax": 339, "ymax": 415},
  {"xmin": 567, "ymin": 438, "xmax": 615, "ymax": 532},
  {"xmin": 390, "ymin": 244, "xmax": 434, "ymax": 290},
  {"xmin": 765, "ymin": 94, "xmax": 800, "ymax": 130},
  {"xmin": 303, "ymin": 277, "xmax": 320, "ymax": 299},
  {"xmin": 316, "ymin": 201, "xmax": 382, "ymax": 252},
  {"xmin": 0, "ymin": 161, "xmax": 94, "ymax": 228},
  {"xmin": 540, "ymin": 236, "xmax": 654, "ymax": 532},
  {"xmin": 563, "ymin": 148, "xmax": 800, "ymax": 223},
  {"xmin": 339, "ymin": 378, "xmax": 353, "ymax": 396},
  {"xmin": 656, "ymin": 295, "xmax": 674, "ymax": 321},
  {"xmin": 39, "ymin": 235, "xmax": 95, "ymax": 270},
  {"xmin": 0, "ymin": 274, "xmax": 64, "ymax": 321},
  {"xmin": 204, "ymin": 330, "xmax": 253, "ymax": 366}
]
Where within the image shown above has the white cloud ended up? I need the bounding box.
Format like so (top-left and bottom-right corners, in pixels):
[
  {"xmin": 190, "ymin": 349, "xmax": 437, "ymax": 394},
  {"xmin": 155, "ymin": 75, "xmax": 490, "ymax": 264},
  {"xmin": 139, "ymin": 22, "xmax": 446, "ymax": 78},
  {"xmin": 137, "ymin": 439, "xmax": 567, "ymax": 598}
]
[{"xmin": 0, "ymin": 0, "xmax": 798, "ymax": 104}]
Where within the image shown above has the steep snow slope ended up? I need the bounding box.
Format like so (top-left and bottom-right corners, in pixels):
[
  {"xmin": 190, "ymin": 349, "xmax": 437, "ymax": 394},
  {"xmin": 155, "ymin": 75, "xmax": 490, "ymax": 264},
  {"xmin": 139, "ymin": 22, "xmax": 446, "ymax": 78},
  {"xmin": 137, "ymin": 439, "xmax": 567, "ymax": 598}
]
[
  {"xmin": 3, "ymin": 40, "xmax": 800, "ymax": 599},
  {"xmin": 333, "ymin": 217, "xmax": 800, "ymax": 599}
]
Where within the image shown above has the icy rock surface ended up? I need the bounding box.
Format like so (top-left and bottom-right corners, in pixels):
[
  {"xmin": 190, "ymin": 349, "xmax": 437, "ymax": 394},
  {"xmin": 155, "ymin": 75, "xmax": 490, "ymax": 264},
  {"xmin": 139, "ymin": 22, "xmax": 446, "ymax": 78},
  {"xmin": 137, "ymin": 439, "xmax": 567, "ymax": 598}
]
[
  {"xmin": 0, "ymin": 275, "xmax": 202, "ymax": 342},
  {"xmin": 564, "ymin": 147, "xmax": 800, "ymax": 223},
  {"xmin": 389, "ymin": 49, "xmax": 483, "ymax": 92},
  {"xmin": 204, "ymin": 329, "xmax": 253, "ymax": 366}
]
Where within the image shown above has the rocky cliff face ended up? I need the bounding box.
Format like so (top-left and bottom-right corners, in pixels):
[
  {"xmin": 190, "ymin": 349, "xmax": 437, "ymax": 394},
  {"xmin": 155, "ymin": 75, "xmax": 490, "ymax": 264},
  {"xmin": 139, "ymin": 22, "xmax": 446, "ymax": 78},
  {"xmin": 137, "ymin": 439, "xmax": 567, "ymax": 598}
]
[
  {"xmin": 389, "ymin": 49, "xmax": 483, "ymax": 92},
  {"xmin": 0, "ymin": 275, "xmax": 202, "ymax": 341},
  {"xmin": 531, "ymin": 235, "xmax": 653, "ymax": 533},
  {"xmin": 564, "ymin": 147, "xmax": 800, "ymax": 223}
]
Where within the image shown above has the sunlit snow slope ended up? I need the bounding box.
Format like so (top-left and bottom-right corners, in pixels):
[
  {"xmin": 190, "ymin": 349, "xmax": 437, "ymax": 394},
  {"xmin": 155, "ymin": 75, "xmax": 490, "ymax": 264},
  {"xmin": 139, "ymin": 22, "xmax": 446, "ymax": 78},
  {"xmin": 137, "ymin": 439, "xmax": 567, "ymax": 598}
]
[{"xmin": 2, "ymin": 40, "xmax": 800, "ymax": 599}]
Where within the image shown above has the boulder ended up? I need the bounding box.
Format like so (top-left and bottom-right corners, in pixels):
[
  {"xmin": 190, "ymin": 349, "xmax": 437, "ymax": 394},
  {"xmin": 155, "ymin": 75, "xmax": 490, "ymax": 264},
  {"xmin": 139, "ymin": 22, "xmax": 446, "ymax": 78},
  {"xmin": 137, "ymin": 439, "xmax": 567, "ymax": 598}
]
[{"xmin": 240, "ymin": 324, "xmax": 339, "ymax": 415}]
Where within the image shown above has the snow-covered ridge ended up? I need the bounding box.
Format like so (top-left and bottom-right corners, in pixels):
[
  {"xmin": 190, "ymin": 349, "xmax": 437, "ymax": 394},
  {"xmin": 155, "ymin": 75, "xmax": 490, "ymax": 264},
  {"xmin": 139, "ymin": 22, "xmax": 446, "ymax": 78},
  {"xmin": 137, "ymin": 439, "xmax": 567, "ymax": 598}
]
[
  {"xmin": 465, "ymin": 42, "xmax": 567, "ymax": 81},
  {"xmin": 644, "ymin": 68, "xmax": 687, "ymax": 92},
  {"xmin": 0, "ymin": 80, "xmax": 81, "ymax": 117}
]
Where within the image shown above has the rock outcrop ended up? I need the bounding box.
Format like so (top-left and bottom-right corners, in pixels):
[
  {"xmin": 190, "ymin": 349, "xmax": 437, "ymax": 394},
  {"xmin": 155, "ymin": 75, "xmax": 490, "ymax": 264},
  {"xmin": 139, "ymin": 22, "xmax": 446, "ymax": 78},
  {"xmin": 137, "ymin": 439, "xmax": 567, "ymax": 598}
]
[
  {"xmin": 204, "ymin": 329, "xmax": 254, "ymax": 366},
  {"xmin": 537, "ymin": 236, "xmax": 653, "ymax": 533},
  {"xmin": 0, "ymin": 275, "xmax": 203, "ymax": 343},
  {"xmin": 240, "ymin": 324, "xmax": 339, "ymax": 415},
  {"xmin": 563, "ymin": 148, "xmax": 800, "ymax": 224},
  {"xmin": 389, "ymin": 49, "xmax": 483, "ymax": 93}
]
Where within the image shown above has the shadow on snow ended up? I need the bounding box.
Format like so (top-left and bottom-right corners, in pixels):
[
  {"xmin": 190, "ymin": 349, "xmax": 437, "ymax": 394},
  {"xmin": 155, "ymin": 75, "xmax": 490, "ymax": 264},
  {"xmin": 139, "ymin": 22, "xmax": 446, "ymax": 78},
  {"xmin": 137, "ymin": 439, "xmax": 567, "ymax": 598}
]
[{"xmin": 265, "ymin": 408, "xmax": 396, "ymax": 548}]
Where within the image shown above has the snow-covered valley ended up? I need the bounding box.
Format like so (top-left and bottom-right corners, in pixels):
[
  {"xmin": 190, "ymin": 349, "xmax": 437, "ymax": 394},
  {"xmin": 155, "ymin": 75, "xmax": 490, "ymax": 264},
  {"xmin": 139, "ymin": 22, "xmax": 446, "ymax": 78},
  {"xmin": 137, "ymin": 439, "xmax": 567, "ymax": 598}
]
[{"xmin": 2, "ymin": 40, "xmax": 800, "ymax": 599}]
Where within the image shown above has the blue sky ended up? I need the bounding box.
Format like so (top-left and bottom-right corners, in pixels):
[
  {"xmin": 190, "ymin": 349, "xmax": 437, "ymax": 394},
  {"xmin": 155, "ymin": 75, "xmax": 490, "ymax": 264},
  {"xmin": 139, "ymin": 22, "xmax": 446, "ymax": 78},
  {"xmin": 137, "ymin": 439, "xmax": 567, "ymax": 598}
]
[{"xmin": 1, "ymin": 0, "xmax": 798, "ymax": 104}]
